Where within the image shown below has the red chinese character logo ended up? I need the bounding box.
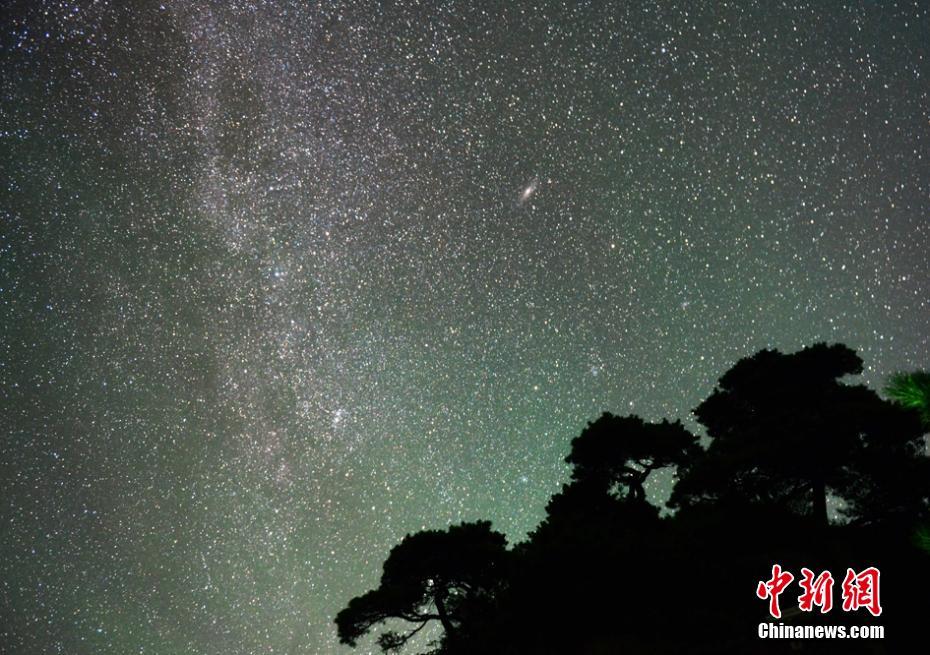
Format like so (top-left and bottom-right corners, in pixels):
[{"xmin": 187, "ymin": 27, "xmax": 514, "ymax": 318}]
[
  {"xmin": 798, "ymin": 568, "xmax": 833, "ymax": 613},
  {"xmin": 841, "ymin": 567, "xmax": 882, "ymax": 616},
  {"xmin": 756, "ymin": 564, "xmax": 794, "ymax": 619}
]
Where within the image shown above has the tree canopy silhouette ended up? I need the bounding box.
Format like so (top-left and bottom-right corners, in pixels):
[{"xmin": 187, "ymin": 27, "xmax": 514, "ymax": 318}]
[
  {"xmin": 671, "ymin": 343, "xmax": 927, "ymax": 526},
  {"xmin": 885, "ymin": 370, "xmax": 930, "ymax": 426},
  {"xmin": 335, "ymin": 521, "xmax": 507, "ymax": 652},
  {"xmin": 565, "ymin": 412, "xmax": 699, "ymax": 502}
]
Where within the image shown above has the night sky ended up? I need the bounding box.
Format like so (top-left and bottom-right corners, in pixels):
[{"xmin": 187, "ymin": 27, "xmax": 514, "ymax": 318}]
[{"xmin": 1, "ymin": 1, "xmax": 928, "ymax": 653}]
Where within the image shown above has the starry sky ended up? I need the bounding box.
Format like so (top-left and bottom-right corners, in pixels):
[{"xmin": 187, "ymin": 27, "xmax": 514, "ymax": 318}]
[{"xmin": 1, "ymin": 1, "xmax": 928, "ymax": 653}]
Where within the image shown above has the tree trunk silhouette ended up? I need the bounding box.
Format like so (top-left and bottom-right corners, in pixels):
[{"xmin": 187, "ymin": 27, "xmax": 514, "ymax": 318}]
[{"xmin": 434, "ymin": 588, "xmax": 456, "ymax": 641}]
